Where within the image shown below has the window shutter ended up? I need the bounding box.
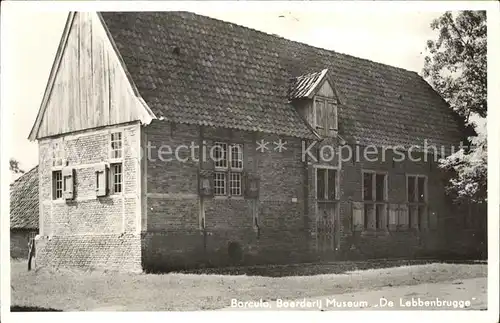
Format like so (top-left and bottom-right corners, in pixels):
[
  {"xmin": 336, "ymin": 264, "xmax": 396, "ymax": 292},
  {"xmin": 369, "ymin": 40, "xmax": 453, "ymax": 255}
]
[
  {"xmin": 388, "ymin": 203, "xmax": 398, "ymax": 231},
  {"xmin": 409, "ymin": 206, "xmax": 419, "ymax": 230},
  {"xmin": 398, "ymin": 204, "xmax": 409, "ymax": 230},
  {"xmin": 352, "ymin": 201, "xmax": 364, "ymax": 231},
  {"xmin": 419, "ymin": 205, "xmax": 429, "ymax": 230},
  {"xmin": 327, "ymin": 101, "xmax": 338, "ymax": 134},
  {"xmin": 95, "ymin": 163, "xmax": 108, "ymax": 197},
  {"xmin": 429, "ymin": 209, "xmax": 438, "ymax": 230},
  {"xmin": 245, "ymin": 173, "xmax": 260, "ymax": 199},
  {"xmin": 202, "ymin": 140, "xmax": 215, "ymax": 170},
  {"xmin": 62, "ymin": 167, "xmax": 75, "ymax": 200},
  {"xmin": 199, "ymin": 169, "xmax": 214, "ymax": 197}
]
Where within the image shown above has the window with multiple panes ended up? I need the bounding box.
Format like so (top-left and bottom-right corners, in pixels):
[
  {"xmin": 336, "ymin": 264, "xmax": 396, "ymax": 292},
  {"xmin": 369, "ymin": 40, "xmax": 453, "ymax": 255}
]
[
  {"xmin": 407, "ymin": 175, "xmax": 427, "ymax": 229},
  {"xmin": 110, "ymin": 132, "xmax": 123, "ymax": 159},
  {"xmin": 316, "ymin": 168, "xmax": 338, "ymax": 201},
  {"xmin": 214, "ymin": 172, "xmax": 227, "ymax": 196},
  {"xmin": 213, "ymin": 142, "xmax": 228, "ymax": 169},
  {"xmin": 110, "ymin": 163, "xmax": 123, "ymax": 194},
  {"xmin": 363, "ymin": 171, "xmax": 388, "ymax": 230},
  {"xmin": 52, "ymin": 170, "xmax": 63, "ymax": 199},
  {"xmin": 52, "ymin": 142, "xmax": 64, "ymax": 166},
  {"xmin": 313, "ymin": 97, "xmax": 338, "ymax": 136},
  {"xmin": 213, "ymin": 142, "xmax": 243, "ymax": 196}
]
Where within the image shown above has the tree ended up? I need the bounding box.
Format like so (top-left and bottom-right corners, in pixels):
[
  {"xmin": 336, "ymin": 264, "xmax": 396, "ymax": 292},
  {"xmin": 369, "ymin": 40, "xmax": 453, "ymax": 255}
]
[
  {"xmin": 422, "ymin": 11, "xmax": 487, "ymax": 203},
  {"xmin": 9, "ymin": 158, "xmax": 25, "ymax": 175}
]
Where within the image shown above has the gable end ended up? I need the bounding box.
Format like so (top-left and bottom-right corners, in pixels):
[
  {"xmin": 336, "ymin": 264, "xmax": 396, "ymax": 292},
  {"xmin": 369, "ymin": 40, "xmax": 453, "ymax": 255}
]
[{"xmin": 28, "ymin": 12, "xmax": 156, "ymax": 141}]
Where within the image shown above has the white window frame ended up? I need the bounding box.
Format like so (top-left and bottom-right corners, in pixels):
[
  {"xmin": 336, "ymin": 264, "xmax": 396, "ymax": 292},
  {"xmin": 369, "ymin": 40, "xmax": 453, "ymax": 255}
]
[
  {"xmin": 110, "ymin": 162, "xmax": 123, "ymax": 195},
  {"xmin": 213, "ymin": 142, "xmax": 243, "ymax": 197},
  {"xmin": 214, "ymin": 171, "xmax": 227, "ymax": 196},
  {"xmin": 52, "ymin": 170, "xmax": 63, "ymax": 200},
  {"xmin": 52, "ymin": 142, "xmax": 65, "ymax": 166},
  {"xmin": 110, "ymin": 132, "xmax": 123, "ymax": 160},
  {"xmin": 229, "ymin": 172, "xmax": 242, "ymax": 196},
  {"xmin": 230, "ymin": 144, "xmax": 243, "ymax": 170},
  {"xmin": 214, "ymin": 142, "xmax": 228, "ymax": 169}
]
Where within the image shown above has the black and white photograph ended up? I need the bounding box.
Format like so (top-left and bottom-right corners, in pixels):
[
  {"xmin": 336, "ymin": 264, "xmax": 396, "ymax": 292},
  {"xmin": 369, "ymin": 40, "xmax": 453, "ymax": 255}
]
[{"xmin": 1, "ymin": 0, "xmax": 498, "ymax": 321}]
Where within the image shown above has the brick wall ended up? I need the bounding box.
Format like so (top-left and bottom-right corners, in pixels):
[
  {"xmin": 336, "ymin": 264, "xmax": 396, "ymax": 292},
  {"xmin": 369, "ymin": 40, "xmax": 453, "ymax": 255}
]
[
  {"xmin": 142, "ymin": 121, "xmax": 312, "ymax": 271},
  {"xmin": 35, "ymin": 122, "xmax": 143, "ymax": 271},
  {"xmin": 141, "ymin": 122, "xmax": 486, "ymax": 270},
  {"xmin": 34, "ymin": 119, "xmax": 484, "ymax": 272},
  {"xmin": 334, "ymin": 145, "xmax": 455, "ymax": 258}
]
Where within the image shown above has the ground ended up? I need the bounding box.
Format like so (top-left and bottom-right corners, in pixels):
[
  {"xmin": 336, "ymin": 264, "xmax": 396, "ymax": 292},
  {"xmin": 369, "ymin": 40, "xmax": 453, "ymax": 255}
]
[{"xmin": 10, "ymin": 259, "xmax": 487, "ymax": 311}]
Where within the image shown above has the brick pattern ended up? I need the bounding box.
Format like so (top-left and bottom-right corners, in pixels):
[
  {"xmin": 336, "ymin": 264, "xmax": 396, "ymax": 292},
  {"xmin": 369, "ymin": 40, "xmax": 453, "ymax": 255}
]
[
  {"xmin": 36, "ymin": 234, "xmax": 142, "ymax": 272},
  {"xmin": 35, "ymin": 120, "xmax": 484, "ymax": 272},
  {"xmin": 36, "ymin": 123, "xmax": 142, "ymax": 270},
  {"xmin": 143, "ymin": 123, "xmax": 314, "ymax": 270},
  {"xmin": 336, "ymin": 145, "xmax": 450, "ymax": 255}
]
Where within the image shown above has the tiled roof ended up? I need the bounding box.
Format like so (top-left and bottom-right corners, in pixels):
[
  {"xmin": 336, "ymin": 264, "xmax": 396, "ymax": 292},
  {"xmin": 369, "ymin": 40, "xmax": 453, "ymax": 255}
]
[
  {"xmin": 10, "ymin": 166, "xmax": 39, "ymax": 230},
  {"xmin": 100, "ymin": 12, "xmax": 464, "ymax": 148},
  {"xmin": 289, "ymin": 69, "xmax": 328, "ymax": 99}
]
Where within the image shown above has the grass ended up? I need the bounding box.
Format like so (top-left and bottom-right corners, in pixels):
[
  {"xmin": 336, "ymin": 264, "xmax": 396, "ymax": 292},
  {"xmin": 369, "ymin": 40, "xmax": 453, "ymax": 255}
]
[{"xmin": 11, "ymin": 259, "xmax": 487, "ymax": 311}]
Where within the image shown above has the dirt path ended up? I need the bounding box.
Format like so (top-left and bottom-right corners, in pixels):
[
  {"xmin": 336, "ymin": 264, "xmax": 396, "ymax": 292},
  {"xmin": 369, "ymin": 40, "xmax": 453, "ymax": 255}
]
[{"xmin": 222, "ymin": 277, "xmax": 487, "ymax": 311}]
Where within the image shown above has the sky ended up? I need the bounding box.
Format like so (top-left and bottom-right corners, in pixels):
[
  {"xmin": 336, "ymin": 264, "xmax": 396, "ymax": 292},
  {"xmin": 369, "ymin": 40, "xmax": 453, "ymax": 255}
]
[{"xmin": 3, "ymin": 8, "xmax": 445, "ymax": 173}]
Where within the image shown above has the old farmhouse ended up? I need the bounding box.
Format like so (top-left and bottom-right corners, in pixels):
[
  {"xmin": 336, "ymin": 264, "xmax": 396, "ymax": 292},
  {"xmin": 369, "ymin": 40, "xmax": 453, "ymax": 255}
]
[{"xmin": 29, "ymin": 12, "xmax": 484, "ymax": 272}]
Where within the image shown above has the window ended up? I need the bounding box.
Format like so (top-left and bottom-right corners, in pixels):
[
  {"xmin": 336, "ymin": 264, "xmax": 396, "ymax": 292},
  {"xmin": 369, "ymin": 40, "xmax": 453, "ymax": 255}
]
[
  {"xmin": 214, "ymin": 142, "xmax": 227, "ymax": 169},
  {"xmin": 362, "ymin": 171, "xmax": 388, "ymax": 230},
  {"xmin": 407, "ymin": 175, "xmax": 427, "ymax": 230},
  {"xmin": 52, "ymin": 170, "xmax": 63, "ymax": 199},
  {"xmin": 214, "ymin": 172, "xmax": 226, "ymax": 196},
  {"xmin": 230, "ymin": 144, "xmax": 243, "ymax": 170},
  {"xmin": 52, "ymin": 142, "xmax": 64, "ymax": 166},
  {"xmin": 316, "ymin": 168, "xmax": 338, "ymax": 200},
  {"xmin": 230, "ymin": 172, "xmax": 242, "ymax": 196},
  {"xmin": 110, "ymin": 163, "xmax": 123, "ymax": 194},
  {"xmin": 213, "ymin": 142, "xmax": 243, "ymax": 196},
  {"xmin": 313, "ymin": 97, "xmax": 338, "ymax": 136},
  {"xmin": 110, "ymin": 132, "xmax": 123, "ymax": 159}
]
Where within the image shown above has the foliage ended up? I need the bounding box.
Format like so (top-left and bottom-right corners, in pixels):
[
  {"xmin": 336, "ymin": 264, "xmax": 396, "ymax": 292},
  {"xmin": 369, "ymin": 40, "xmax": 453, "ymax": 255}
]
[
  {"xmin": 9, "ymin": 158, "xmax": 25, "ymax": 175},
  {"xmin": 423, "ymin": 11, "xmax": 487, "ymax": 203},
  {"xmin": 423, "ymin": 11, "xmax": 486, "ymax": 121}
]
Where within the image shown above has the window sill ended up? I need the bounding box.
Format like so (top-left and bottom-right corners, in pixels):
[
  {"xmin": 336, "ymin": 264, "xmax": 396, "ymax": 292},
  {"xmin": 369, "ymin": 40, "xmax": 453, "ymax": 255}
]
[
  {"xmin": 109, "ymin": 158, "xmax": 123, "ymax": 164},
  {"xmin": 360, "ymin": 229, "xmax": 389, "ymax": 237},
  {"xmin": 52, "ymin": 198, "xmax": 66, "ymax": 204},
  {"xmin": 214, "ymin": 195, "xmax": 244, "ymax": 200}
]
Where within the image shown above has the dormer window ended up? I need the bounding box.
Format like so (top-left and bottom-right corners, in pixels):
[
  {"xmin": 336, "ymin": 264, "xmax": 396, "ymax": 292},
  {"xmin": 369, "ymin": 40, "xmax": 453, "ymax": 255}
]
[
  {"xmin": 313, "ymin": 97, "xmax": 338, "ymax": 136},
  {"xmin": 289, "ymin": 68, "xmax": 340, "ymax": 138}
]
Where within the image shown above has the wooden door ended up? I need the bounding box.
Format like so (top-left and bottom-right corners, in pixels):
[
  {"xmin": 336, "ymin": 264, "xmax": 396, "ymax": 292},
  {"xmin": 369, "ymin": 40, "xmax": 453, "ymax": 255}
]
[{"xmin": 317, "ymin": 202, "xmax": 336, "ymax": 251}]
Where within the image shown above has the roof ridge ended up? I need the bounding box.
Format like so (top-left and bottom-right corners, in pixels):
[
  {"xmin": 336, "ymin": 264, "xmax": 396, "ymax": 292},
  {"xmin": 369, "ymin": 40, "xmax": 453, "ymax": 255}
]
[{"xmin": 183, "ymin": 11, "xmax": 421, "ymax": 75}]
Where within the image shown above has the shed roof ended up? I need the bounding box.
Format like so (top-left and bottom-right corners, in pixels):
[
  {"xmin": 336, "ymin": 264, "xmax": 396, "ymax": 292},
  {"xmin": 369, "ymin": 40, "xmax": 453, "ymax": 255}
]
[{"xmin": 10, "ymin": 166, "xmax": 39, "ymax": 230}]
